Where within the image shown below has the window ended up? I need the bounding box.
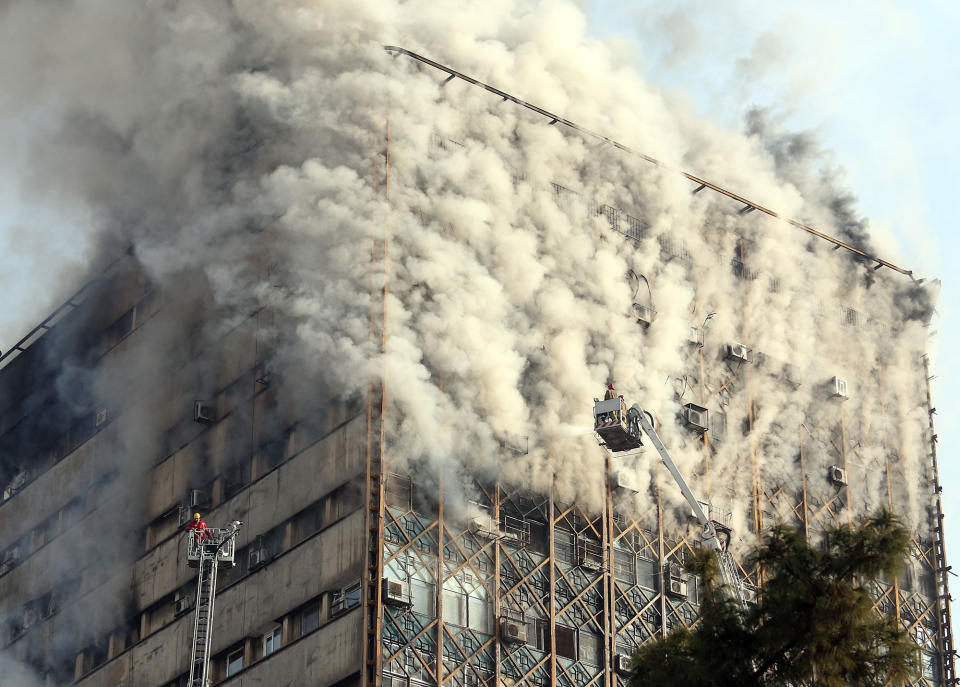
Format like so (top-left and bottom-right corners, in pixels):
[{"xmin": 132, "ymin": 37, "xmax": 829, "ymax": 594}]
[
  {"xmin": 226, "ymin": 648, "xmax": 244, "ymax": 677},
  {"xmin": 442, "ymin": 584, "xmax": 492, "ymax": 633},
  {"xmin": 637, "ymin": 557, "xmax": 657, "ymax": 590},
  {"xmin": 528, "ymin": 521, "xmax": 548, "ymax": 555},
  {"xmin": 711, "ymin": 411, "xmax": 727, "ymax": 442},
  {"xmin": 410, "ymin": 578, "xmax": 436, "ymax": 616},
  {"xmin": 613, "ymin": 548, "xmax": 636, "ymax": 583},
  {"xmin": 579, "ymin": 630, "xmax": 603, "ymax": 666},
  {"xmin": 525, "ymin": 616, "xmax": 550, "ymax": 651},
  {"xmin": 344, "ymin": 582, "xmax": 362, "ymax": 608},
  {"xmin": 262, "ymin": 626, "xmax": 281, "ymax": 657},
  {"xmin": 293, "ymin": 501, "xmax": 324, "ymax": 543},
  {"xmin": 300, "ymin": 602, "xmax": 320, "ymax": 635},
  {"xmin": 555, "ymin": 528, "xmax": 576, "ymax": 565},
  {"xmin": 222, "ymin": 460, "xmax": 250, "ymax": 501},
  {"xmin": 555, "ymin": 625, "xmax": 576, "ymax": 660},
  {"xmin": 386, "ymin": 473, "xmax": 412, "ymax": 510},
  {"xmin": 843, "ymin": 307, "xmax": 859, "ymax": 327},
  {"xmin": 331, "ymin": 582, "xmax": 363, "ymax": 617}
]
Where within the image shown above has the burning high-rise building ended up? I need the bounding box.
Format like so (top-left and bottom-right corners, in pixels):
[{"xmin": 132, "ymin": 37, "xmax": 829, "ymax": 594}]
[{"xmin": 0, "ymin": 3, "xmax": 952, "ymax": 686}]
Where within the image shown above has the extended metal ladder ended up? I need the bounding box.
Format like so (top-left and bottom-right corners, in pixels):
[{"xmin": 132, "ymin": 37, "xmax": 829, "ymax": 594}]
[
  {"xmin": 189, "ymin": 548, "xmax": 219, "ymax": 687},
  {"xmin": 633, "ymin": 405, "xmax": 746, "ymax": 606},
  {"xmin": 185, "ymin": 523, "xmax": 240, "ymax": 687}
]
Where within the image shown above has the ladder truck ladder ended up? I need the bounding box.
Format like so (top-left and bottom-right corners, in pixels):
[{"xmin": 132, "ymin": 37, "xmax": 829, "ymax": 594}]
[
  {"xmin": 186, "ymin": 523, "xmax": 241, "ymax": 687},
  {"xmin": 593, "ymin": 394, "xmax": 745, "ymax": 606},
  {"xmin": 189, "ymin": 549, "xmax": 219, "ymax": 687},
  {"xmin": 633, "ymin": 407, "xmax": 746, "ymax": 606}
]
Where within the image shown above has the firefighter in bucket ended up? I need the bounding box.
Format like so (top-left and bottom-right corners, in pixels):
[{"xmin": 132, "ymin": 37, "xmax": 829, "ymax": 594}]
[
  {"xmin": 185, "ymin": 512, "xmax": 209, "ymax": 543},
  {"xmin": 604, "ymin": 383, "xmax": 621, "ymax": 421}
]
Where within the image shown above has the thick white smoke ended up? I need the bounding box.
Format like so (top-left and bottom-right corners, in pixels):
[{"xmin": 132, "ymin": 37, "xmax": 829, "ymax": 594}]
[{"xmin": 0, "ymin": 0, "xmax": 936, "ymax": 558}]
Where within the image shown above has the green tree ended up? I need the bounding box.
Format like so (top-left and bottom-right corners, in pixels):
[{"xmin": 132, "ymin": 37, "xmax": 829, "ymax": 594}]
[{"xmin": 628, "ymin": 510, "xmax": 919, "ymax": 687}]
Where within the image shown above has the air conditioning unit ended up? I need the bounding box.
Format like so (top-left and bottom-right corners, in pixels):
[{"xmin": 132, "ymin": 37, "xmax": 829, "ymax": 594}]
[
  {"xmin": 612, "ymin": 471, "xmax": 641, "ymax": 493},
  {"xmin": 3, "ymin": 470, "xmax": 27, "ymax": 500},
  {"xmin": 4, "ymin": 547, "xmax": 21, "ymax": 566},
  {"xmin": 382, "ymin": 578, "xmax": 410, "ymax": 607},
  {"xmin": 614, "ymin": 653, "xmax": 632, "ymax": 675},
  {"xmin": 828, "ymin": 465, "xmax": 847, "ymax": 486},
  {"xmin": 330, "ymin": 594, "xmax": 349, "ymax": 616},
  {"xmin": 726, "ymin": 343, "xmax": 750, "ymax": 364},
  {"xmin": 22, "ymin": 607, "xmax": 37, "ymax": 628},
  {"xmin": 249, "ymin": 546, "xmax": 268, "ymax": 571},
  {"xmin": 668, "ymin": 576, "xmax": 688, "ymax": 597},
  {"xmin": 94, "ymin": 408, "xmax": 108, "ymax": 427},
  {"xmin": 500, "ymin": 619, "xmax": 528, "ymax": 644},
  {"xmin": 189, "ymin": 489, "xmax": 210, "ymax": 510},
  {"xmin": 831, "ymin": 376, "xmax": 849, "ymax": 399},
  {"xmin": 683, "ymin": 403, "xmax": 709, "ymax": 434},
  {"xmin": 633, "ymin": 303, "xmax": 655, "ymax": 327},
  {"xmin": 194, "ymin": 400, "xmax": 216, "ymax": 424},
  {"xmin": 741, "ymin": 585, "xmax": 758, "ymax": 605},
  {"xmin": 174, "ymin": 593, "xmax": 194, "ymax": 615},
  {"xmin": 665, "ymin": 565, "xmax": 688, "ymax": 597}
]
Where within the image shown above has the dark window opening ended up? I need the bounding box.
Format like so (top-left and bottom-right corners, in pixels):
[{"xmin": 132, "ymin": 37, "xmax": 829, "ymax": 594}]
[{"xmin": 555, "ymin": 625, "xmax": 576, "ymax": 660}]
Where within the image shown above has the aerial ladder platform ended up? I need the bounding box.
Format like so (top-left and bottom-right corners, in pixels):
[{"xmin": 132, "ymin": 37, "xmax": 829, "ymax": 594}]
[
  {"xmin": 185, "ymin": 521, "xmax": 242, "ymax": 687},
  {"xmin": 593, "ymin": 394, "xmax": 746, "ymax": 607}
]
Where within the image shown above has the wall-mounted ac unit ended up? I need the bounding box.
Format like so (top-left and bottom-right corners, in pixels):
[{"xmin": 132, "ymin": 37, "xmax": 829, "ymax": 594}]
[
  {"xmin": 194, "ymin": 400, "xmax": 216, "ymax": 424},
  {"xmin": 742, "ymin": 585, "xmax": 758, "ymax": 605},
  {"xmin": 330, "ymin": 594, "xmax": 348, "ymax": 616},
  {"xmin": 22, "ymin": 607, "xmax": 37, "ymax": 628},
  {"xmin": 668, "ymin": 576, "xmax": 688, "ymax": 597},
  {"xmin": 633, "ymin": 303, "xmax": 655, "ymax": 327},
  {"xmin": 612, "ymin": 471, "xmax": 641, "ymax": 493},
  {"xmin": 382, "ymin": 578, "xmax": 410, "ymax": 607},
  {"xmin": 3, "ymin": 470, "xmax": 27, "ymax": 500},
  {"xmin": 726, "ymin": 343, "xmax": 750, "ymax": 364},
  {"xmin": 614, "ymin": 654, "xmax": 632, "ymax": 675},
  {"xmin": 4, "ymin": 547, "xmax": 21, "ymax": 566},
  {"xmin": 831, "ymin": 376, "xmax": 849, "ymax": 399},
  {"xmin": 683, "ymin": 403, "xmax": 709, "ymax": 434},
  {"xmin": 249, "ymin": 546, "xmax": 268, "ymax": 571},
  {"xmin": 665, "ymin": 564, "xmax": 688, "ymax": 597},
  {"xmin": 94, "ymin": 408, "xmax": 108, "ymax": 428},
  {"xmin": 189, "ymin": 489, "xmax": 210, "ymax": 510},
  {"xmin": 828, "ymin": 465, "xmax": 847, "ymax": 486},
  {"xmin": 174, "ymin": 593, "xmax": 194, "ymax": 615},
  {"xmin": 500, "ymin": 619, "xmax": 528, "ymax": 644}
]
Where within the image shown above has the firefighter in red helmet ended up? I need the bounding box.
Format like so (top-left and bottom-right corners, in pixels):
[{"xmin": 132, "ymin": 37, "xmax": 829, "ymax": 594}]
[{"xmin": 185, "ymin": 512, "xmax": 209, "ymax": 543}]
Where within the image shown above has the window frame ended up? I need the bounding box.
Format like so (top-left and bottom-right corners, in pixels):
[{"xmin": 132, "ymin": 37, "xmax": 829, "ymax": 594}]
[
  {"xmin": 262, "ymin": 625, "xmax": 282, "ymax": 657},
  {"xmin": 225, "ymin": 647, "xmax": 244, "ymax": 678}
]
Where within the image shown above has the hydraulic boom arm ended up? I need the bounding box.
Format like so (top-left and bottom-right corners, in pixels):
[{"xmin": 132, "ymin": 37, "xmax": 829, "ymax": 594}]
[
  {"xmin": 628, "ymin": 405, "xmax": 745, "ymax": 606},
  {"xmin": 593, "ymin": 394, "xmax": 745, "ymax": 606}
]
